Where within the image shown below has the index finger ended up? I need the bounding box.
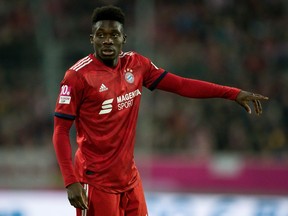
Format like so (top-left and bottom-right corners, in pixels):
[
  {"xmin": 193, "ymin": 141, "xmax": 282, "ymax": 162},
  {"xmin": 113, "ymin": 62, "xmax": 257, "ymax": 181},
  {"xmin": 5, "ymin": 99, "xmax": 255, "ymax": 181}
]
[
  {"xmin": 69, "ymin": 196, "xmax": 87, "ymax": 209},
  {"xmin": 251, "ymin": 93, "xmax": 269, "ymax": 100}
]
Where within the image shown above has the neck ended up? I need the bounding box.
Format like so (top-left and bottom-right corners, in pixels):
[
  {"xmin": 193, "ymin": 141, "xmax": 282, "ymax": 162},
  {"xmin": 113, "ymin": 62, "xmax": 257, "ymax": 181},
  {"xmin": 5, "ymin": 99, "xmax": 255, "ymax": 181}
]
[
  {"xmin": 94, "ymin": 53, "xmax": 118, "ymax": 68},
  {"xmin": 103, "ymin": 59, "xmax": 118, "ymax": 68}
]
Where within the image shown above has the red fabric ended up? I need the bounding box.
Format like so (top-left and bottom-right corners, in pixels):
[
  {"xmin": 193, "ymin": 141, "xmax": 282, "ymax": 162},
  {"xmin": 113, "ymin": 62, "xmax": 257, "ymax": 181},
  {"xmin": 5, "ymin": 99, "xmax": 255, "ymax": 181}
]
[
  {"xmin": 53, "ymin": 117, "xmax": 78, "ymax": 187},
  {"xmin": 157, "ymin": 72, "xmax": 241, "ymax": 100}
]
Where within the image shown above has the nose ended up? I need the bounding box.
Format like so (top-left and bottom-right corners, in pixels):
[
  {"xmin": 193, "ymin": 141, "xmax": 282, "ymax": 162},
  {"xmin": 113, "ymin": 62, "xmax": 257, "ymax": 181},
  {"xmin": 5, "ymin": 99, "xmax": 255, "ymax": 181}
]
[{"xmin": 103, "ymin": 36, "xmax": 113, "ymax": 44}]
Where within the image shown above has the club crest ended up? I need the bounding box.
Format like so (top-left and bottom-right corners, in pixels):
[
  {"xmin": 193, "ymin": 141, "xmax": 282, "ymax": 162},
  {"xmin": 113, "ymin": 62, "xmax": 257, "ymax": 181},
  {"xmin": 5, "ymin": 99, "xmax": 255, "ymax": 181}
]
[{"xmin": 124, "ymin": 68, "xmax": 134, "ymax": 84}]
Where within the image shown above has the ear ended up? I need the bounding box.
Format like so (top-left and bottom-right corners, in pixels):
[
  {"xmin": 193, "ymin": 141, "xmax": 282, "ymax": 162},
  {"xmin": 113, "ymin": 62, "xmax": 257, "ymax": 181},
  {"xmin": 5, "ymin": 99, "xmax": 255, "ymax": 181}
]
[
  {"xmin": 89, "ymin": 34, "xmax": 94, "ymax": 44},
  {"xmin": 123, "ymin": 34, "xmax": 127, "ymax": 44}
]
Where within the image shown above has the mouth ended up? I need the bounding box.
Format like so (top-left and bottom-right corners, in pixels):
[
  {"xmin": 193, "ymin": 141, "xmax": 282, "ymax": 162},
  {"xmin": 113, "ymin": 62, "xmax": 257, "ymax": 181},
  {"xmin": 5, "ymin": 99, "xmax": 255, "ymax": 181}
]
[{"xmin": 101, "ymin": 48, "xmax": 115, "ymax": 56}]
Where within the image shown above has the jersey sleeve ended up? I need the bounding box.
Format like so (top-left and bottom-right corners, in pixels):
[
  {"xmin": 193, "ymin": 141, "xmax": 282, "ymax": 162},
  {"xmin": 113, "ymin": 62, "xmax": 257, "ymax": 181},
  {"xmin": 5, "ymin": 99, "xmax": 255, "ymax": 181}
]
[
  {"xmin": 53, "ymin": 116, "xmax": 78, "ymax": 187},
  {"xmin": 156, "ymin": 72, "xmax": 241, "ymax": 100},
  {"xmin": 54, "ymin": 70, "xmax": 85, "ymax": 119},
  {"xmin": 139, "ymin": 55, "xmax": 167, "ymax": 90}
]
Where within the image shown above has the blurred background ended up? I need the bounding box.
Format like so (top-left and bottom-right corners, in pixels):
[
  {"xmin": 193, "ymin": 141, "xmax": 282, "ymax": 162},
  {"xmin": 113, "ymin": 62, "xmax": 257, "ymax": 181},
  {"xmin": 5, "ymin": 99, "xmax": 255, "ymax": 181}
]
[{"xmin": 0, "ymin": 0, "xmax": 287, "ymax": 215}]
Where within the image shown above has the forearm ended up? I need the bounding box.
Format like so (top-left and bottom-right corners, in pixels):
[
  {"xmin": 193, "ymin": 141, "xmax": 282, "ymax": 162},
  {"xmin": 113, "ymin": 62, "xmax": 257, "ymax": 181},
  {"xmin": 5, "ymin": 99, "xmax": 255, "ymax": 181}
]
[
  {"xmin": 156, "ymin": 72, "xmax": 241, "ymax": 100},
  {"xmin": 53, "ymin": 117, "xmax": 78, "ymax": 187}
]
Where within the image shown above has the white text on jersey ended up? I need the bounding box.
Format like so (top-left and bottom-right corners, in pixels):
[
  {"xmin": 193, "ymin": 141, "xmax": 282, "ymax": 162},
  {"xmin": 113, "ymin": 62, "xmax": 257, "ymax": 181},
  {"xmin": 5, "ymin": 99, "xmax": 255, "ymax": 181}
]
[
  {"xmin": 116, "ymin": 89, "xmax": 141, "ymax": 103},
  {"xmin": 117, "ymin": 89, "xmax": 141, "ymax": 111}
]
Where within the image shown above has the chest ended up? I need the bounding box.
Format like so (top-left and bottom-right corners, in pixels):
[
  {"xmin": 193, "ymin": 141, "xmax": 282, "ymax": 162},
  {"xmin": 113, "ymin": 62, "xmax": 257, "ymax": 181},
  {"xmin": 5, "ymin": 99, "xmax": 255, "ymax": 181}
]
[{"xmin": 82, "ymin": 64, "xmax": 143, "ymax": 106}]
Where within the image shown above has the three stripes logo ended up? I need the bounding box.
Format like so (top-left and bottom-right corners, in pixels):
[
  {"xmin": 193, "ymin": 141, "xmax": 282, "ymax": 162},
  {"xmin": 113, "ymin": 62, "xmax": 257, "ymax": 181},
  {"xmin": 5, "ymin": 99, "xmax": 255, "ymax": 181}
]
[
  {"xmin": 99, "ymin": 83, "xmax": 108, "ymax": 92},
  {"xmin": 70, "ymin": 56, "xmax": 92, "ymax": 71},
  {"xmin": 99, "ymin": 98, "xmax": 113, "ymax": 115}
]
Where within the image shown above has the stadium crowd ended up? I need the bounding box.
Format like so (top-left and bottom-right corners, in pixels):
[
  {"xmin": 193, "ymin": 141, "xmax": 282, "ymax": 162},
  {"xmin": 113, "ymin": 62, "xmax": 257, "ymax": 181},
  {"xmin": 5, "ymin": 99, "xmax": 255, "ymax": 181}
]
[{"xmin": 0, "ymin": 0, "xmax": 287, "ymax": 161}]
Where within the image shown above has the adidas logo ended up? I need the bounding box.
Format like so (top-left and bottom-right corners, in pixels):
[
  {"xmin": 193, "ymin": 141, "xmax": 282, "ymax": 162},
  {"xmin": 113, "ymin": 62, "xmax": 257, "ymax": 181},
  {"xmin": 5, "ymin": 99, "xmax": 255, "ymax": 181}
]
[{"xmin": 99, "ymin": 84, "xmax": 108, "ymax": 92}]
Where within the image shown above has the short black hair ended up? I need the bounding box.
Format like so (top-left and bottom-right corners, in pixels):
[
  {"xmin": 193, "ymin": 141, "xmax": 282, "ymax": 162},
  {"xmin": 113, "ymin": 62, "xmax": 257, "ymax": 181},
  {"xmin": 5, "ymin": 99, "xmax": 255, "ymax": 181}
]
[{"xmin": 91, "ymin": 5, "xmax": 125, "ymax": 26}]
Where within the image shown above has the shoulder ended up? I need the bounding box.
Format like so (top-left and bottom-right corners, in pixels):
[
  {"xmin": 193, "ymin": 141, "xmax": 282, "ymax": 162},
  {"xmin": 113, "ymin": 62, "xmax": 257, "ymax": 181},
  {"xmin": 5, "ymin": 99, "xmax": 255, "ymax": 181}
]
[
  {"xmin": 68, "ymin": 55, "xmax": 93, "ymax": 73},
  {"xmin": 119, "ymin": 51, "xmax": 150, "ymax": 64},
  {"xmin": 62, "ymin": 55, "xmax": 93, "ymax": 83},
  {"xmin": 119, "ymin": 51, "xmax": 136, "ymax": 58}
]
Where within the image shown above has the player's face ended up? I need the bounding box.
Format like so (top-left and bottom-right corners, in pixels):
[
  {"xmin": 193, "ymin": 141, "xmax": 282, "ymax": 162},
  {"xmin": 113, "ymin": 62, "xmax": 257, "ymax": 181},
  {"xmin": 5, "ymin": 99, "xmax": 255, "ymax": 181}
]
[{"xmin": 90, "ymin": 20, "xmax": 126, "ymax": 67}]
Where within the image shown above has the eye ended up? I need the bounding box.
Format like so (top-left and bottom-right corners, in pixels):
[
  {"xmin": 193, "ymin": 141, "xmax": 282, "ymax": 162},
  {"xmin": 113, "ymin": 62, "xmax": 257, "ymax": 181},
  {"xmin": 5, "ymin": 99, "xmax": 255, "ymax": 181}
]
[
  {"xmin": 112, "ymin": 33, "xmax": 120, "ymax": 38},
  {"xmin": 96, "ymin": 33, "xmax": 104, "ymax": 38}
]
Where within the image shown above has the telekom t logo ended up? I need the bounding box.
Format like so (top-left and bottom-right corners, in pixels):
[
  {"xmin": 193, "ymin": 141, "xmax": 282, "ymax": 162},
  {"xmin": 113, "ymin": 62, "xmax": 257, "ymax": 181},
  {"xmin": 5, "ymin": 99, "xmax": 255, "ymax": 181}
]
[{"xmin": 99, "ymin": 98, "xmax": 114, "ymax": 115}]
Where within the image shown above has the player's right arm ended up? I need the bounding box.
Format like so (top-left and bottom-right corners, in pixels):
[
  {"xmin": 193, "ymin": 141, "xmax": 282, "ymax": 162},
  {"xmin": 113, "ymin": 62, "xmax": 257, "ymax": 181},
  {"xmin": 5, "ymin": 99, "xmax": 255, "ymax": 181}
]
[
  {"xmin": 53, "ymin": 117, "xmax": 88, "ymax": 210},
  {"xmin": 53, "ymin": 69, "xmax": 88, "ymax": 209},
  {"xmin": 53, "ymin": 69, "xmax": 83, "ymax": 186}
]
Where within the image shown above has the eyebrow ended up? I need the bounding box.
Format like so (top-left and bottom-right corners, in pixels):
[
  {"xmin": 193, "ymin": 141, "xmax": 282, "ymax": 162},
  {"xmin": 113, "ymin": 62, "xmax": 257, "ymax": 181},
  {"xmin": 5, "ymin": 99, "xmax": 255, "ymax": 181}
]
[
  {"xmin": 96, "ymin": 28, "xmax": 121, "ymax": 31},
  {"xmin": 92, "ymin": 23, "xmax": 124, "ymax": 34},
  {"xmin": 95, "ymin": 28, "xmax": 123, "ymax": 35}
]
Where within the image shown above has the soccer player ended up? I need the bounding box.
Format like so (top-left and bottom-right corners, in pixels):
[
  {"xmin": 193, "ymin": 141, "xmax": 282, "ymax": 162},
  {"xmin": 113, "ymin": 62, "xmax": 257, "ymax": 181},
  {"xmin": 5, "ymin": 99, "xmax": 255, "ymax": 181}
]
[{"xmin": 52, "ymin": 5, "xmax": 268, "ymax": 216}]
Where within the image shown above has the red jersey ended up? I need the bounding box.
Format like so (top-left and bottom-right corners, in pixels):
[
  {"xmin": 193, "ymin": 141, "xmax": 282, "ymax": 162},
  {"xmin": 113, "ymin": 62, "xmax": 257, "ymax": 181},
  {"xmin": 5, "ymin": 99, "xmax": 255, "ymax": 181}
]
[{"xmin": 54, "ymin": 52, "xmax": 166, "ymax": 193}]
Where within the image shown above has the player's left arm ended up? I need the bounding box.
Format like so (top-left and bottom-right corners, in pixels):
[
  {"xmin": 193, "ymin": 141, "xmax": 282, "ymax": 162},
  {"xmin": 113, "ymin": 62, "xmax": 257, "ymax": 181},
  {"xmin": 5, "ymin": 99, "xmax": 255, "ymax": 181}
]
[{"xmin": 156, "ymin": 72, "xmax": 268, "ymax": 115}]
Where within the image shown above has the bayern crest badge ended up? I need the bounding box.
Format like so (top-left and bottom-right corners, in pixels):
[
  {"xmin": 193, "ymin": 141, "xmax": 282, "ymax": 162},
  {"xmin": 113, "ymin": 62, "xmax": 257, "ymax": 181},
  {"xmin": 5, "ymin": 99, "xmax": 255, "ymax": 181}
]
[{"xmin": 124, "ymin": 68, "xmax": 134, "ymax": 83}]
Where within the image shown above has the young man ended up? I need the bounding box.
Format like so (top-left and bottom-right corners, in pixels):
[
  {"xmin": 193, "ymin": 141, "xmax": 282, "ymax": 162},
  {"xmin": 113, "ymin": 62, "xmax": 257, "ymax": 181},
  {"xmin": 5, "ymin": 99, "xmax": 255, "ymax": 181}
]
[{"xmin": 53, "ymin": 5, "xmax": 268, "ymax": 216}]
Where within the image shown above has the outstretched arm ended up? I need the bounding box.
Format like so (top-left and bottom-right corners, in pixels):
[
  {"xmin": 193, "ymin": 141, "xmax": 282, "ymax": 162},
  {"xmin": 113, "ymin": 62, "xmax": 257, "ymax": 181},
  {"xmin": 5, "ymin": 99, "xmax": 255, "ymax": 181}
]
[
  {"xmin": 156, "ymin": 72, "xmax": 268, "ymax": 114},
  {"xmin": 156, "ymin": 72, "xmax": 241, "ymax": 99}
]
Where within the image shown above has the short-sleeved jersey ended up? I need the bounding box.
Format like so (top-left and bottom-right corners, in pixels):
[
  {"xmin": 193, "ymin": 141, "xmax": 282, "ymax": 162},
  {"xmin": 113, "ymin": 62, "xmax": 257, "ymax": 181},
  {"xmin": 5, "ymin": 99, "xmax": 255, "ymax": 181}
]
[{"xmin": 54, "ymin": 52, "xmax": 166, "ymax": 193}]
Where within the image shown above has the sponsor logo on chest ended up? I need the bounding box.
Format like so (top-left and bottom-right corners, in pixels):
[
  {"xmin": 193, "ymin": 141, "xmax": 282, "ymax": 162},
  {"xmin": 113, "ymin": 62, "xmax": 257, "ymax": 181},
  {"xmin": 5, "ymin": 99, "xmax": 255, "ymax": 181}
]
[{"xmin": 99, "ymin": 89, "xmax": 141, "ymax": 114}]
